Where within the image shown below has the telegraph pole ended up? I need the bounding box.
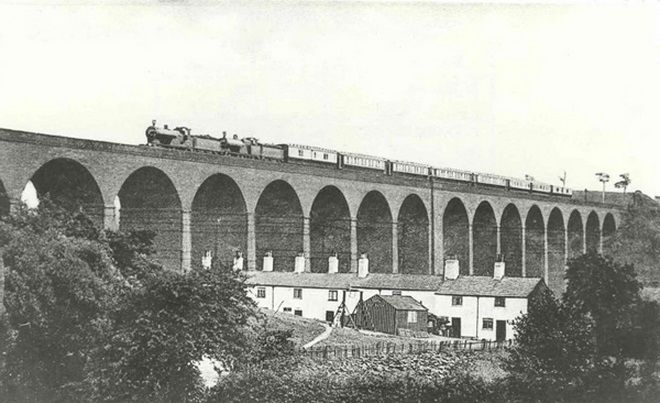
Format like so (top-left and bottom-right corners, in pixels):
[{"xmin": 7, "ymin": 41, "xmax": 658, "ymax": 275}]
[{"xmin": 595, "ymin": 172, "xmax": 610, "ymax": 203}]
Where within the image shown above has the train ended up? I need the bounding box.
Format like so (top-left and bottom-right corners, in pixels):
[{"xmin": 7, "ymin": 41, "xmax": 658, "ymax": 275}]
[{"xmin": 145, "ymin": 120, "xmax": 572, "ymax": 197}]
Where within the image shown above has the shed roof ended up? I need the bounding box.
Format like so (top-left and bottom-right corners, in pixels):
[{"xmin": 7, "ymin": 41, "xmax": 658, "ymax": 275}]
[
  {"xmin": 435, "ymin": 276, "xmax": 542, "ymax": 298},
  {"xmin": 373, "ymin": 295, "xmax": 428, "ymax": 311}
]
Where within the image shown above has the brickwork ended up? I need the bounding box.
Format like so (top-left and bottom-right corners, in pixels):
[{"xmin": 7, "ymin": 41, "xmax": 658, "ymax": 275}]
[{"xmin": 0, "ymin": 128, "xmax": 622, "ymax": 295}]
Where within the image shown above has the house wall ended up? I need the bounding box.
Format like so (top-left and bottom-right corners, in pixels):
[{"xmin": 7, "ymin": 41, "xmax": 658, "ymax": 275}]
[
  {"xmin": 247, "ymin": 285, "xmax": 345, "ymax": 321},
  {"xmin": 435, "ymin": 294, "xmax": 528, "ymax": 340},
  {"xmin": 476, "ymin": 296, "xmax": 528, "ymax": 341}
]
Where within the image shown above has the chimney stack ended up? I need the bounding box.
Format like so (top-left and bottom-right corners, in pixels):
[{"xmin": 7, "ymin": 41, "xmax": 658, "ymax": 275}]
[
  {"xmin": 262, "ymin": 251, "xmax": 273, "ymax": 272},
  {"xmin": 358, "ymin": 253, "xmax": 369, "ymax": 278},
  {"xmin": 328, "ymin": 253, "xmax": 339, "ymax": 274},
  {"xmin": 294, "ymin": 252, "xmax": 305, "ymax": 273},
  {"xmin": 232, "ymin": 251, "xmax": 244, "ymax": 271},
  {"xmin": 444, "ymin": 257, "xmax": 459, "ymax": 280},
  {"xmin": 494, "ymin": 254, "xmax": 505, "ymax": 280},
  {"xmin": 201, "ymin": 251, "xmax": 212, "ymax": 270}
]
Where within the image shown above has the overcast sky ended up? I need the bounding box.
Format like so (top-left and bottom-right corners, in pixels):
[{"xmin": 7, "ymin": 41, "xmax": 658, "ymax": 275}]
[{"xmin": 1, "ymin": 1, "xmax": 659, "ymax": 196}]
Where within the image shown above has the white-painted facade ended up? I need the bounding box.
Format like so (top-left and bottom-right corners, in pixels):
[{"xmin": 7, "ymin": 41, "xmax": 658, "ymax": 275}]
[{"xmin": 434, "ymin": 294, "xmax": 528, "ymax": 340}]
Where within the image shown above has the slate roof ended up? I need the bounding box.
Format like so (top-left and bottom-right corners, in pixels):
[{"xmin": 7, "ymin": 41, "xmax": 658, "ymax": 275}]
[
  {"xmin": 245, "ymin": 271, "xmax": 446, "ymax": 291},
  {"xmin": 375, "ymin": 295, "xmax": 428, "ymax": 311},
  {"xmin": 435, "ymin": 276, "xmax": 543, "ymax": 298},
  {"xmin": 352, "ymin": 273, "xmax": 445, "ymax": 291},
  {"xmin": 245, "ymin": 271, "xmax": 354, "ymax": 289}
]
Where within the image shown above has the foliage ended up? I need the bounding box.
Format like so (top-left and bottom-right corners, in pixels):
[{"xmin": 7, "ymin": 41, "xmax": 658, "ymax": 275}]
[
  {"xmin": 609, "ymin": 191, "xmax": 660, "ymax": 285},
  {"xmin": 506, "ymin": 252, "xmax": 659, "ymax": 402},
  {"xmin": 564, "ymin": 253, "xmax": 641, "ymax": 355},
  {"xmin": 0, "ymin": 201, "xmax": 258, "ymax": 402}
]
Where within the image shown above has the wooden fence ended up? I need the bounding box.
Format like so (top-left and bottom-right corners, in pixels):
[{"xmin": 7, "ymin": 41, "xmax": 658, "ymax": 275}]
[{"xmin": 302, "ymin": 339, "xmax": 513, "ymax": 359}]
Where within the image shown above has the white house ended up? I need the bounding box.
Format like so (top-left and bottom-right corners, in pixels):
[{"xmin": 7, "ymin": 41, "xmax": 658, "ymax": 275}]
[
  {"xmin": 244, "ymin": 254, "xmax": 546, "ymax": 340},
  {"xmin": 434, "ymin": 259, "xmax": 547, "ymax": 341}
]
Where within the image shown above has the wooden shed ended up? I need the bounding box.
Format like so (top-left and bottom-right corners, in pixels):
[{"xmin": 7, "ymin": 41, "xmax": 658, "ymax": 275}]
[{"xmin": 354, "ymin": 294, "xmax": 428, "ymax": 335}]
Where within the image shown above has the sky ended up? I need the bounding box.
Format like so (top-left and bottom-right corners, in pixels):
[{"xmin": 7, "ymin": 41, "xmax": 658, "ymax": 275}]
[{"xmin": 1, "ymin": 1, "xmax": 659, "ymax": 196}]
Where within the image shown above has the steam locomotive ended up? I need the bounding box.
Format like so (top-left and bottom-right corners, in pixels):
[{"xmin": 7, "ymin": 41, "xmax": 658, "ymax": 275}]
[{"xmin": 145, "ymin": 120, "xmax": 572, "ymax": 197}]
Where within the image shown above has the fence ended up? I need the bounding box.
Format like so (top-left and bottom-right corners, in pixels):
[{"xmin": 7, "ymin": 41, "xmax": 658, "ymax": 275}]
[{"xmin": 302, "ymin": 338, "xmax": 513, "ymax": 359}]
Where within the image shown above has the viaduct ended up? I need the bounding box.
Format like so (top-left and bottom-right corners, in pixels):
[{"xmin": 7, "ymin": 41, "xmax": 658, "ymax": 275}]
[{"xmin": 0, "ymin": 128, "xmax": 620, "ymax": 294}]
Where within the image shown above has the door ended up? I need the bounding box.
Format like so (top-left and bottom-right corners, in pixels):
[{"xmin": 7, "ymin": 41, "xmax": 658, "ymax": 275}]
[
  {"xmin": 451, "ymin": 317, "xmax": 461, "ymax": 338},
  {"xmin": 496, "ymin": 320, "xmax": 506, "ymax": 341},
  {"xmin": 325, "ymin": 310, "xmax": 335, "ymax": 322}
]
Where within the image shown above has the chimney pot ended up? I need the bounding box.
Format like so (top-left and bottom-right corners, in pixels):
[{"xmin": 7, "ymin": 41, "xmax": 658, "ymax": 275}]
[
  {"xmin": 358, "ymin": 253, "xmax": 369, "ymax": 278},
  {"xmin": 328, "ymin": 254, "xmax": 339, "ymax": 274},
  {"xmin": 262, "ymin": 252, "xmax": 274, "ymax": 272}
]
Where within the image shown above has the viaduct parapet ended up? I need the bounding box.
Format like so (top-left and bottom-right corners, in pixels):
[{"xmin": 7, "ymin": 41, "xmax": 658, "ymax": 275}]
[{"xmin": 0, "ymin": 128, "xmax": 621, "ymax": 294}]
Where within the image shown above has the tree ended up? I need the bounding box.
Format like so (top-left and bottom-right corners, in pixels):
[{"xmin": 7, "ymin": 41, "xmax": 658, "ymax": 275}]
[
  {"xmin": 563, "ymin": 253, "xmax": 641, "ymax": 355},
  {"xmin": 1, "ymin": 201, "xmax": 259, "ymax": 402},
  {"xmin": 609, "ymin": 191, "xmax": 660, "ymax": 285},
  {"xmin": 614, "ymin": 173, "xmax": 631, "ymax": 193}
]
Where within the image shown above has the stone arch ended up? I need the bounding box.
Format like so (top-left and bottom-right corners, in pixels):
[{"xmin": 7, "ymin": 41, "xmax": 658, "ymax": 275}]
[
  {"xmin": 500, "ymin": 204, "xmax": 523, "ymax": 277},
  {"xmin": 255, "ymin": 180, "xmax": 303, "ymax": 272},
  {"xmin": 547, "ymin": 208, "xmax": 566, "ymax": 294},
  {"xmin": 118, "ymin": 166, "xmax": 182, "ymax": 270},
  {"xmin": 357, "ymin": 191, "xmax": 393, "ymax": 273},
  {"xmin": 602, "ymin": 213, "xmax": 616, "ymax": 255},
  {"xmin": 567, "ymin": 210, "xmax": 584, "ymax": 259},
  {"xmin": 0, "ymin": 179, "xmax": 9, "ymax": 216},
  {"xmin": 28, "ymin": 158, "xmax": 105, "ymax": 226},
  {"xmin": 310, "ymin": 186, "xmax": 351, "ymax": 273},
  {"xmin": 443, "ymin": 197, "xmax": 470, "ymax": 275},
  {"xmin": 586, "ymin": 211, "xmax": 600, "ymax": 253},
  {"xmin": 472, "ymin": 201, "xmax": 497, "ymax": 276},
  {"xmin": 525, "ymin": 205, "xmax": 544, "ymax": 278},
  {"xmin": 397, "ymin": 194, "xmax": 429, "ymax": 275},
  {"xmin": 191, "ymin": 174, "xmax": 247, "ymax": 269}
]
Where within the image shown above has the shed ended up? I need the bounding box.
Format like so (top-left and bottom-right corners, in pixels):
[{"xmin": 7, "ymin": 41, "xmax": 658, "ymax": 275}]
[{"xmin": 354, "ymin": 294, "xmax": 428, "ymax": 336}]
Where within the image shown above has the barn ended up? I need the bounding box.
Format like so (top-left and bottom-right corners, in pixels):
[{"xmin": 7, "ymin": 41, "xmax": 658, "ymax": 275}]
[{"xmin": 354, "ymin": 294, "xmax": 428, "ymax": 335}]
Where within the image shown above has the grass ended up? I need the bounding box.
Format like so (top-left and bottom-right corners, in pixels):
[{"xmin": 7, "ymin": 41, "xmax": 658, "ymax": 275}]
[
  {"xmin": 258, "ymin": 308, "xmax": 327, "ymax": 347},
  {"xmin": 316, "ymin": 326, "xmax": 428, "ymax": 348}
]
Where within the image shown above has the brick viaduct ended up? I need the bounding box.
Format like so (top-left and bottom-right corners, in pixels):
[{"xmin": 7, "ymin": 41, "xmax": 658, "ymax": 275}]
[{"xmin": 0, "ymin": 128, "xmax": 621, "ymax": 294}]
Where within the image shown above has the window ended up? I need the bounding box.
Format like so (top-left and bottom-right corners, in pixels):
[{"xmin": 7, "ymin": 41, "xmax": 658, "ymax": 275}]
[
  {"xmin": 391, "ymin": 290, "xmax": 402, "ymax": 296},
  {"xmin": 283, "ymin": 307, "xmax": 292, "ymax": 313},
  {"xmin": 323, "ymin": 153, "xmax": 328, "ymax": 160},
  {"xmin": 483, "ymin": 318, "xmax": 493, "ymax": 330},
  {"xmin": 256, "ymin": 287, "xmax": 266, "ymax": 299},
  {"xmin": 293, "ymin": 288, "xmax": 303, "ymax": 299},
  {"xmin": 452, "ymin": 296, "xmax": 463, "ymax": 306},
  {"xmin": 328, "ymin": 290, "xmax": 338, "ymax": 301},
  {"xmin": 294, "ymin": 309, "xmax": 303, "ymax": 317},
  {"xmin": 407, "ymin": 311, "xmax": 417, "ymax": 323},
  {"xmin": 494, "ymin": 297, "xmax": 506, "ymax": 307},
  {"xmin": 298, "ymin": 150, "xmax": 304, "ymax": 156}
]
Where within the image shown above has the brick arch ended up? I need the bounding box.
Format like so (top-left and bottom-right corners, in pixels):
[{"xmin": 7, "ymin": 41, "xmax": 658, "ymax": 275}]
[
  {"xmin": 28, "ymin": 157, "xmax": 105, "ymax": 226},
  {"xmin": 525, "ymin": 205, "xmax": 545, "ymax": 278},
  {"xmin": 500, "ymin": 203, "xmax": 523, "ymax": 277},
  {"xmin": 547, "ymin": 208, "xmax": 566, "ymax": 293},
  {"xmin": 310, "ymin": 185, "xmax": 352, "ymax": 273},
  {"xmin": 191, "ymin": 173, "xmax": 247, "ymax": 269},
  {"xmin": 397, "ymin": 193, "xmax": 429, "ymax": 275},
  {"xmin": 255, "ymin": 179, "xmax": 304, "ymax": 272},
  {"xmin": 443, "ymin": 197, "xmax": 470, "ymax": 275},
  {"xmin": 602, "ymin": 212, "xmax": 616, "ymax": 255},
  {"xmin": 586, "ymin": 211, "xmax": 601, "ymax": 253},
  {"xmin": 357, "ymin": 190, "xmax": 393, "ymax": 273},
  {"xmin": 567, "ymin": 210, "xmax": 584, "ymax": 259},
  {"xmin": 472, "ymin": 201, "xmax": 498, "ymax": 276},
  {"xmin": 117, "ymin": 166, "xmax": 182, "ymax": 270}
]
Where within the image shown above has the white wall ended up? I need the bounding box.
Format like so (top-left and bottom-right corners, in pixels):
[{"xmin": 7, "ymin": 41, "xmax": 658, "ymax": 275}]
[
  {"xmin": 248, "ymin": 285, "xmax": 345, "ymax": 321},
  {"xmin": 435, "ymin": 294, "xmax": 528, "ymax": 340}
]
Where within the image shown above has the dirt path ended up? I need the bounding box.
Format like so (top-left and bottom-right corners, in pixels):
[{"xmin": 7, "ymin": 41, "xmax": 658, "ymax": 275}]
[{"xmin": 303, "ymin": 323, "xmax": 332, "ymax": 349}]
